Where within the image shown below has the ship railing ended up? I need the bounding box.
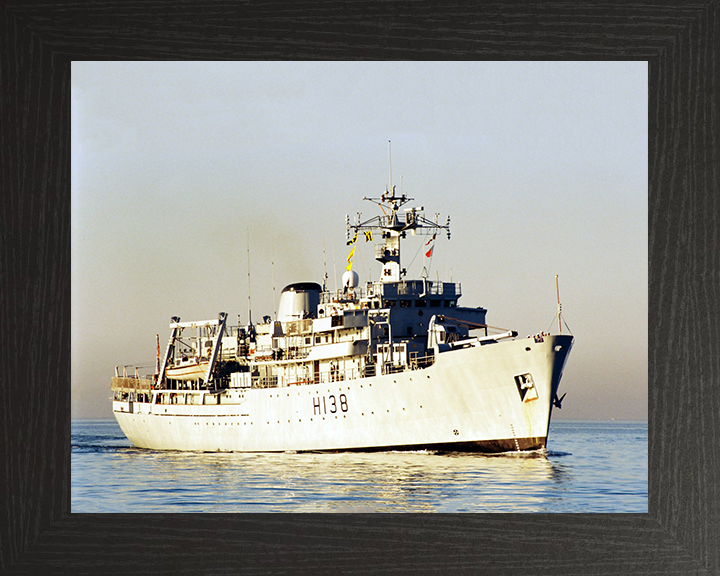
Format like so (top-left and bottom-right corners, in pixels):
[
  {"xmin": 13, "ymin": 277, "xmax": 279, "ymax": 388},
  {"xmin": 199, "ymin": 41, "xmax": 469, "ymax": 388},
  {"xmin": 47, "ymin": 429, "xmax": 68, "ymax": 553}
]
[
  {"xmin": 320, "ymin": 288, "xmax": 366, "ymax": 305},
  {"xmin": 252, "ymin": 376, "xmax": 279, "ymax": 388},
  {"xmin": 249, "ymin": 366, "xmax": 363, "ymax": 389},
  {"xmin": 111, "ymin": 376, "xmax": 155, "ymax": 403},
  {"xmin": 284, "ymin": 346, "xmax": 311, "ymax": 360},
  {"xmin": 111, "ymin": 376, "xmax": 154, "ymax": 392},
  {"xmin": 246, "ymin": 353, "xmax": 436, "ymax": 388},
  {"xmin": 380, "ymin": 352, "xmax": 435, "ymax": 375},
  {"xmin": 325, "ymin": 367, "xmax": 359, "ymax": 383},
  {"xmin": 252, "ymin": 346, "xmax": 311, "ymax": 362},
  {"xmin": 251, "ymin": 359, "xmax": 437, "ymax": 386},
  {"xmin": 410, "ymin": 352, "xmax": 435, "ymax": 369}
]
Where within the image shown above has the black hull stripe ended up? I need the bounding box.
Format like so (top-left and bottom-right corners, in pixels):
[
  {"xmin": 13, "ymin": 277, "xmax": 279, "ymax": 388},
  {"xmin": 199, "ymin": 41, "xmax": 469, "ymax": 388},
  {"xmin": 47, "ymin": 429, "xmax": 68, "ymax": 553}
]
[{"xmin": 298, "ymin": 437, "xmax": 547, "ymax": 454}]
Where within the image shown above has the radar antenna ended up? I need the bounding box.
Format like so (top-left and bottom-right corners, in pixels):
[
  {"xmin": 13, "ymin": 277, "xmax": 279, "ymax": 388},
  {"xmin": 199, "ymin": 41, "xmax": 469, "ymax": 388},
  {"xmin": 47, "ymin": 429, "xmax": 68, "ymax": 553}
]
[{"xmin": 346, "ymin": 151, "xmax": 451, "ymax": 283}]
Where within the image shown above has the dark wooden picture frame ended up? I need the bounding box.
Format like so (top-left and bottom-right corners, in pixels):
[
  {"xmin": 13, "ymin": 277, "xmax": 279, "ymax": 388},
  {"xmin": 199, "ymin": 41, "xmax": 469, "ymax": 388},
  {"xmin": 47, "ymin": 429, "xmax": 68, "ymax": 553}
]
[{"xmin": 1, "ymin": 2, "xmax": 715, "ymax": 574}]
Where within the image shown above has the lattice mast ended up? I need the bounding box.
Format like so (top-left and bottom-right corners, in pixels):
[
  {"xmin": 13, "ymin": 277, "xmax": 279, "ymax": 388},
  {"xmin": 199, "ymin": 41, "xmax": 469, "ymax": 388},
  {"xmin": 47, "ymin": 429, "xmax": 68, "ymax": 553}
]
[{"xmin": 346, "ymin": 186, "xmax": 451, "ymax": 283}]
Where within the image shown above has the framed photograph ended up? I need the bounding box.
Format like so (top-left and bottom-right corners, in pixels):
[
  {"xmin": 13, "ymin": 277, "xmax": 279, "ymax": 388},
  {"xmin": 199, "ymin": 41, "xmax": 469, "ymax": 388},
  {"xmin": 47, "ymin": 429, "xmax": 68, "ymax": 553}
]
[{"xmin": 2, "ymin": 3, "xmax": 713, "ymax": 574}]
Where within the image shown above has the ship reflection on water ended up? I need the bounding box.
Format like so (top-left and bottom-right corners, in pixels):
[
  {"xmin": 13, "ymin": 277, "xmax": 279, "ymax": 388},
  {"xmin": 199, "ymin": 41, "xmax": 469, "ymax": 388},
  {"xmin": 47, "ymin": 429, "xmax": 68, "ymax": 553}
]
[{"xmin": 109, "ymin": 447, "xmax": 572, "ymax": 513}]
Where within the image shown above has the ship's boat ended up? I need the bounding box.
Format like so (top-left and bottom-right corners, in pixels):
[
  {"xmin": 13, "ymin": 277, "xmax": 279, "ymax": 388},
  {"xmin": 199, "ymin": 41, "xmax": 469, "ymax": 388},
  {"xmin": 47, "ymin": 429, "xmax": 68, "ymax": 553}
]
[
  {"xmin": 111, "ymin": 182, "xmax": 573, "ymax": 453},
  {"xmin": 165, "ymin": 359, "xmax": 210, "ymax": 381}
]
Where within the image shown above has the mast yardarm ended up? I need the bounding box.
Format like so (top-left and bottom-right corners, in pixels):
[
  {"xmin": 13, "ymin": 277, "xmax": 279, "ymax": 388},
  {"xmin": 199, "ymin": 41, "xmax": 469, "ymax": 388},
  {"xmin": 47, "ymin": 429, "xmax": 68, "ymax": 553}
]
[{"xmin": 346, "ymin": 187, "xmax": 451, "ymax": 282}]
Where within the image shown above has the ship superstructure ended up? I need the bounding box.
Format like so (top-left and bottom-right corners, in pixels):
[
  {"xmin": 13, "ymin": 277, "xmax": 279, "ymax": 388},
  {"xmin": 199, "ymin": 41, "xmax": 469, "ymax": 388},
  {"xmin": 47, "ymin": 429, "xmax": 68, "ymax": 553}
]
[{"xmin": 112, "ymin": 184, "xmax": 573, "ymax": 453}]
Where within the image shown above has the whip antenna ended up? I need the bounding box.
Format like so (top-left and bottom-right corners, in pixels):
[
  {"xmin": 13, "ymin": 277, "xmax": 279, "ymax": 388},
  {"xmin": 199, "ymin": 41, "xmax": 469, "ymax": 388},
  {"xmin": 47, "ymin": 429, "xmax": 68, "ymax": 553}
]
[
  {"xmin": 271, "ymin": 238, "xmax": 276, "ymax": 320},
  {"xmin": 322, "ymin": 240, "xmax": 328, "ymax": 291},
  {"xmin": 246, "ymin": 226, "xmax": 252, "ymax": 326},
  {"xmin": 556, "ymin": 274, "xmax": 562, "ymax": 334},
  {"xmin": 388, "ymin": 140, "xmax": 392, "ymax": 190}
]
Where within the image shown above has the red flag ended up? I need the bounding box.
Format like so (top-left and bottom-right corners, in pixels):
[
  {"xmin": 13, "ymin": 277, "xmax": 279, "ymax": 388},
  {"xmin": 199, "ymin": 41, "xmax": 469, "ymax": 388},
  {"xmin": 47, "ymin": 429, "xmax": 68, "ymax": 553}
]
[{"xmin": 425, "ymin": 233, "xmax": 436, "ymax": 257}]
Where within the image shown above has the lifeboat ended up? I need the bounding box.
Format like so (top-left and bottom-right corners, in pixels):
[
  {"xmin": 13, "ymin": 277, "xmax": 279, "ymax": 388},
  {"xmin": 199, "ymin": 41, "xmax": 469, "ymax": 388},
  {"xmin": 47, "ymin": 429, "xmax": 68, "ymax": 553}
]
[{"xmin": 165, "ymin": 358, "xmax": 209, "ymax": 381}]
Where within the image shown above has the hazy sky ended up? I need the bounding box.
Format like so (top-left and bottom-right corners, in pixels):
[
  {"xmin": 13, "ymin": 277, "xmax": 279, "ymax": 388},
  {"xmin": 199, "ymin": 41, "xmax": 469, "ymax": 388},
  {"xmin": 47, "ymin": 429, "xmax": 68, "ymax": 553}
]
[{"xmin": 72, "ymin": 61, "xmax": 647, "ymax": 420}]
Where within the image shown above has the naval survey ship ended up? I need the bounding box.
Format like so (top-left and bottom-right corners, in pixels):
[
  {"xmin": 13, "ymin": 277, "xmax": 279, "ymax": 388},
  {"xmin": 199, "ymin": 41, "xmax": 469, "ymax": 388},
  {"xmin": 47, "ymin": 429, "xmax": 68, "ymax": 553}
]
[{"xmin": 112, "ymin": 185, "xmax": 573, "ymax": 452}]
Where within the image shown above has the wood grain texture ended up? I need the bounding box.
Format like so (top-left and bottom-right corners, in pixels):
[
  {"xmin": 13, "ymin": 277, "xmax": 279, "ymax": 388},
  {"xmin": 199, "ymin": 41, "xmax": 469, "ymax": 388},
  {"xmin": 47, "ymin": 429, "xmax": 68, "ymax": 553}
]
[{"xmin": 0, "ymin": 1, "xmax": 716, "ymax": 574}]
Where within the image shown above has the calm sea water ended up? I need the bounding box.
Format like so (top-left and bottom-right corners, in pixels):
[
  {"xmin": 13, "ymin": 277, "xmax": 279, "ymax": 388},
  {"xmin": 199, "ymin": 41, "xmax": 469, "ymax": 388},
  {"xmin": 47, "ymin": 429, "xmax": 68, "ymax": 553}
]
[{"xmin": 71, "ymin": 419, "xmax": 647, "ymax": 513}]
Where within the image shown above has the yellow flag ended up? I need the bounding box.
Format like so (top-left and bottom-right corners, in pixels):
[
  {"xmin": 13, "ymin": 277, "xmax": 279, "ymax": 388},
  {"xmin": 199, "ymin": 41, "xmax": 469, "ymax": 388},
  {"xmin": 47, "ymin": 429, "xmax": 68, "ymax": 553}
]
[{"xmin": 346, "ymin": 245, "xmax": 356, "ymax": 271}]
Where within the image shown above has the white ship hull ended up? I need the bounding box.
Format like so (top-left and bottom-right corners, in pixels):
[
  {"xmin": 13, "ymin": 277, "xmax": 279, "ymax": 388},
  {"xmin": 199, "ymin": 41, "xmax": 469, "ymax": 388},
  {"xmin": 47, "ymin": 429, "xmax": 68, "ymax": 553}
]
[{"xmin": 113, "ymin": 334, "xmax": 572, "ymax": 453}]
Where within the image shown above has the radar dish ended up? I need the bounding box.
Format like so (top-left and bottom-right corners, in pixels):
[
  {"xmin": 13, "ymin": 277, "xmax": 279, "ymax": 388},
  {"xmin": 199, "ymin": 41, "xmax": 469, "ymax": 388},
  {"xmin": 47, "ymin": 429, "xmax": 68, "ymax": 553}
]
[{"xmin": 342, "ymin": 270, "xmax": 359, "ymax": 288}]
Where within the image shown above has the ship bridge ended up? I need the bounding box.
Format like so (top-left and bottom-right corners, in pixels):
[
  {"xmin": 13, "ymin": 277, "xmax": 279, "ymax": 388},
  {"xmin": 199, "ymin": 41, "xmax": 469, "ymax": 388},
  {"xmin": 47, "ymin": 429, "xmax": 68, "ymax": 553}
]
[{"xmin": 367, "ymin": 279, "xmax": 461, "ymax": 304}]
